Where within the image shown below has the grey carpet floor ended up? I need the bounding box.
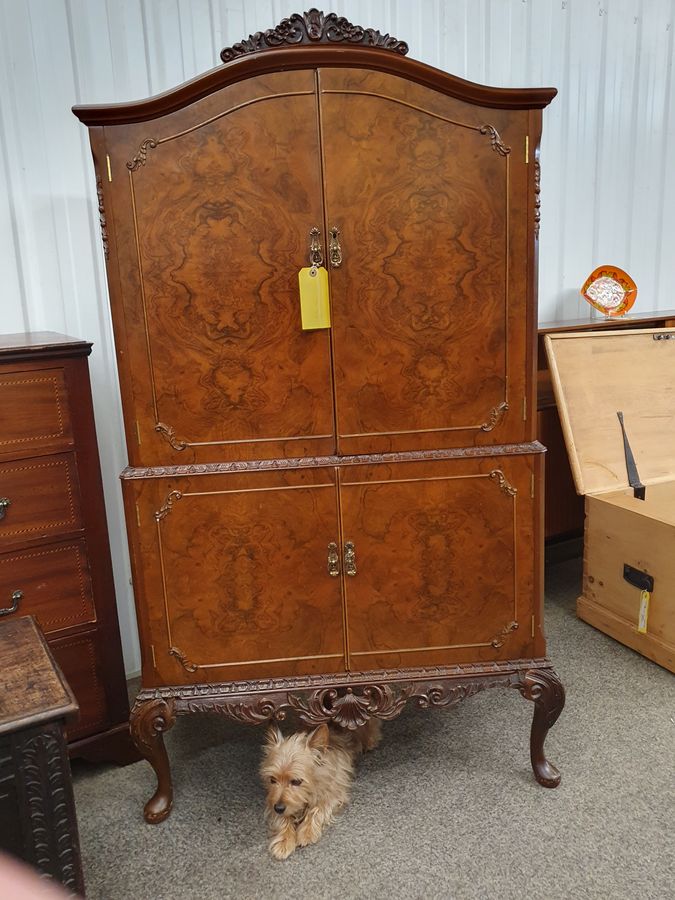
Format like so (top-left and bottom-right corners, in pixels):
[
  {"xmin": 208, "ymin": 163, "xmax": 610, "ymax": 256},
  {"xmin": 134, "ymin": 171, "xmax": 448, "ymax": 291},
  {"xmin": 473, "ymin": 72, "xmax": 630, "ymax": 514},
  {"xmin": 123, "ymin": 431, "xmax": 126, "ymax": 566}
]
[{"xmin": 72, "ymin": 558, "xmax": 675, "ymax": 900}]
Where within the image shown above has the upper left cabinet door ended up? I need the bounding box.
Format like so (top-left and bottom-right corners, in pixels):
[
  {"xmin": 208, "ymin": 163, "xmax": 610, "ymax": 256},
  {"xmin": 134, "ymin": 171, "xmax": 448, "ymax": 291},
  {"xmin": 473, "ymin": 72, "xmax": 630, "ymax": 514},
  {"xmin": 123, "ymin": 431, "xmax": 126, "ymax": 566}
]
[{"xmin": 104, "ymin": 71, "xmax": 335, "ymax": 465}]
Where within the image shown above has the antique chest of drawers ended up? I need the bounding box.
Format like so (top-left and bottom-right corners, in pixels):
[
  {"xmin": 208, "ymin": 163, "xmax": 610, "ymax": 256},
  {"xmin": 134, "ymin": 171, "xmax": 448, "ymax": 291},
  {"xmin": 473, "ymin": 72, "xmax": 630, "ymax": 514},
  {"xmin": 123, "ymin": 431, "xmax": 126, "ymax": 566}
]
[{"xmin": 0, "ymin": 332, "xmax": 134, "ymax": 763}]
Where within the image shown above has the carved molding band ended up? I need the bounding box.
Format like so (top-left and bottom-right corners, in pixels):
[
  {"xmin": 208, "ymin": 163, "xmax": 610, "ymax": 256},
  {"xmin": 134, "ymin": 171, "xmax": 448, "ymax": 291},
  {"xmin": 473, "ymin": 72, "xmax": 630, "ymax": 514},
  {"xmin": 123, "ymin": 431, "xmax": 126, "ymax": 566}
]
[
  {"xmin": 480, "ymin": 401, "xmax": 509, "ymax": 432},
  {"xmin": 121, "ymin": 441, "xmax": 546, "ymax": 480},
  {"xmin": 156, "ymin": 421, "xmax": 188, "ymax": 451},
  {"xmin": 155, "ymin": 490, "xmax": 183, "ymax": 522},
  {"xmin": 220, "ymin": 8, "xmax": 409, "ymax": 62},
  {"xmin": 489, "ymin": 469, "xmax": 517, "ymax": 497},
  {"xmin": 95, "ymin": 176, "xmax": 109, "ymax": 260},
  {"xmin": 127, "ymin": 138, "xmax": 158, "ymax": 172},
  {"xmin": 136, "ymin": 663, "xmax": 555, "ymax": 730},
  {"xmin": 479, "ymin": 124, "xmax": 511, "ymax": 157},
  {"xmin": 534, "ymin": 158, "xmax": 542, "ymax": 239}
]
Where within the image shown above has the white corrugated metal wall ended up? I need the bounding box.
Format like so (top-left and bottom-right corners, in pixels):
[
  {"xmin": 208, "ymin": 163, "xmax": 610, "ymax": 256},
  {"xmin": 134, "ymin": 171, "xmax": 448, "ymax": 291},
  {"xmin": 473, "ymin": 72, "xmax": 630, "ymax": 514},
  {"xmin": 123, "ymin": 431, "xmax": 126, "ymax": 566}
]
[{"xmin": 1, "ymin": 0, "xmax": 673, "ymax": 674}]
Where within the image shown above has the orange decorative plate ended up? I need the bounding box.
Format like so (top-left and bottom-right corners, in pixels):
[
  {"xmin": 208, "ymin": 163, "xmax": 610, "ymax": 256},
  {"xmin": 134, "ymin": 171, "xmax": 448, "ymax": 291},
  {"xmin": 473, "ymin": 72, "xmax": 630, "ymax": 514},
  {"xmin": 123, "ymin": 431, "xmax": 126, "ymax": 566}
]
[{"xmin": 581, "ymin": 265, "xmax": 637, "ymax": 317}]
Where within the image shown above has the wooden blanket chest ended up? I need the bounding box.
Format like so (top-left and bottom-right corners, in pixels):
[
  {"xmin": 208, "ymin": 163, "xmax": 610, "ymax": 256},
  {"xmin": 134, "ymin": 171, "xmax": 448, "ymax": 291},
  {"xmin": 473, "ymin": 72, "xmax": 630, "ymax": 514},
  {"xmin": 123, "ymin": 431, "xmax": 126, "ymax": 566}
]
[{"xmin": 546, "ymin": 328, "xmax": 675, "ymax": 672}]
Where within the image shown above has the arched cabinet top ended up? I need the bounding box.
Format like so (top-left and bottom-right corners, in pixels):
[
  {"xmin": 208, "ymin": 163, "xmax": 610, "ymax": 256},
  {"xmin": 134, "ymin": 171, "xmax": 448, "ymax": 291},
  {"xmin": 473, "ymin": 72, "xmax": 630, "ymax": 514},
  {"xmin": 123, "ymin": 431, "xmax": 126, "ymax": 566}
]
[{"xmin": 72, "ymin": 9, "xmax": 556, "ymax": 127}]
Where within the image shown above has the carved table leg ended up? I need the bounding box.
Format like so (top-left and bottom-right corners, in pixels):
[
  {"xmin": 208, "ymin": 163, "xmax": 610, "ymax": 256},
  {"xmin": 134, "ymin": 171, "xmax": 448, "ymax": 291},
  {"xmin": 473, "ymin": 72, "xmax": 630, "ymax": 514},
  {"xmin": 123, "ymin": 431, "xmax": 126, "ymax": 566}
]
[
  {"xmin": 517, "ymin": 669, "xmax": 565, "ymax": 788},
  {"xmin": 129, "ymin": 697, "xmax": 177, "ymax": 823}
]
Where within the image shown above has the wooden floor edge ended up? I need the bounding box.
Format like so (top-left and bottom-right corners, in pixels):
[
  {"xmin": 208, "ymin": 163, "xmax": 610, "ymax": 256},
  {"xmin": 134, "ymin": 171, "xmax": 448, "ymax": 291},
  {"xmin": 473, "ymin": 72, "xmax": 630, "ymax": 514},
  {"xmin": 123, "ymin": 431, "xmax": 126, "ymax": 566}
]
[{"xmin": 577, "ymin": 594, "xmax": 675, "ymax": 673}]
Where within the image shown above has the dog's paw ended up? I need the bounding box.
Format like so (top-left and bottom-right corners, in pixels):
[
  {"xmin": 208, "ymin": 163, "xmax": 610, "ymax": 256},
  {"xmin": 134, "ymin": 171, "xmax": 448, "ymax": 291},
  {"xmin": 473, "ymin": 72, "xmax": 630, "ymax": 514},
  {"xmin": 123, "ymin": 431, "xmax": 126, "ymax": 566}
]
[
  {"xmin": 269, "ymin": 834, "xmax": 297, "ymax": 860},
  {"xmin": 296, "ymin": 815, "xmax": 322, "ymax": 847}
]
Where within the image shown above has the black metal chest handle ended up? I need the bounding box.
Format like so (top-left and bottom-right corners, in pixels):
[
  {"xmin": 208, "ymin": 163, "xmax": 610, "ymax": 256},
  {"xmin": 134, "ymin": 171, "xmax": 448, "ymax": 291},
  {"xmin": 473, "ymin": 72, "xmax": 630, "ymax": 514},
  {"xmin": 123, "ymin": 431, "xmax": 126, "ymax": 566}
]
[{"xmin": 0, "ymin": 590, "xmax": 23, "ymax": 617}]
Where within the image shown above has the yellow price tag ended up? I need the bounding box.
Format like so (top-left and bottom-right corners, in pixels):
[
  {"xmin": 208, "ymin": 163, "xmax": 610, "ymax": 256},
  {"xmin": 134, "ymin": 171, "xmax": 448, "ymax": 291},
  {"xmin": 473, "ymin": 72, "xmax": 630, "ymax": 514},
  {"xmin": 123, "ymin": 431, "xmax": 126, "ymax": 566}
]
[
  {"xmin": 298, "ymin": 266, "xmax": 331, "ymax": 330},
  {"xmin": 637, "ymin": 589, "xmax": 650, "ymax": 634}
]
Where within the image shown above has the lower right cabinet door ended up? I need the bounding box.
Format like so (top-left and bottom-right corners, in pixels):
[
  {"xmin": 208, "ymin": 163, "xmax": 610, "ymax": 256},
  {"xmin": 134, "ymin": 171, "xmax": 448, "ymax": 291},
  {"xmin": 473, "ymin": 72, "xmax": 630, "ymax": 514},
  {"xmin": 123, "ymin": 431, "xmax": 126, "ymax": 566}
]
[{"xmin": 339, "ymin": 454, "xmax": 540, "ymax": 670}]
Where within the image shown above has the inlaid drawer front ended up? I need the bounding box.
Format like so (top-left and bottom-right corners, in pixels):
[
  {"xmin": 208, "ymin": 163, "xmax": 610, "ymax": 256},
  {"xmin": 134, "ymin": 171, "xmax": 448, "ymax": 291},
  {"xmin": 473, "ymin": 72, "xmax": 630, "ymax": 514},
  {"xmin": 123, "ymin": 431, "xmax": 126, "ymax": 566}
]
[
  {"xmin": 0, "ymin": 369, "xmax": 72, "ymax": 455},
  {"xmin": 0, "ymin": 453, "xmax": 82, "ymax": 547},
  {"xmin": 50, "ymin": 632, "xmax": 109, "ymax": 741},
  {"xmin": 0, "ymin": 540, "xmax": 96, "ymax": 633}
]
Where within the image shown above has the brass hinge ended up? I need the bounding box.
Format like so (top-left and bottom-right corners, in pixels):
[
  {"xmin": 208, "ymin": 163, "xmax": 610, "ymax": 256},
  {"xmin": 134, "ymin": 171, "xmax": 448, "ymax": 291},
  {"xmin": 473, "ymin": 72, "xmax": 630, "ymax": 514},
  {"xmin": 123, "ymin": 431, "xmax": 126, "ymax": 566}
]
[
  {"xmin": 531, "ymin": 474, "xmax": 535, "ymax": 498},
  {"xmin": 525, "ymin": 135, "xmax": 529, "ymax": 164},
  {"xmin": 531, "ymin": 615, "xmax": 535, "ymax": 638},
  {"xmin": 151, "ymin": 644, "xmax": 157, "ymax": 667},
  {"xmin": 522, "ymin": 396, "xmax": 527, "ymax": 420},
  {"xmin": 135, "ymin": 502, "xmax": 141, "ymax": 527},
  {"xmin": 136, "ymin": 420, "xmax": 142, "ymax": 445},
  {"xmin": 106, "ymin": 154, "xmax": 112, "ymax": 182}
]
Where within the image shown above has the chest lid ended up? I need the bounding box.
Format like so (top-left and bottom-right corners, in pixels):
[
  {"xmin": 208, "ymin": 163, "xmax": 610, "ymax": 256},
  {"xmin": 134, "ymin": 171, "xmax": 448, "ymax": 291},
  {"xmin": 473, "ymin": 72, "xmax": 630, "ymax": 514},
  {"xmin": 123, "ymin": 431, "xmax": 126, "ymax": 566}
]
[{"xmin": 544, "ymin": 328, "xmax": 675, "ymax": 496}]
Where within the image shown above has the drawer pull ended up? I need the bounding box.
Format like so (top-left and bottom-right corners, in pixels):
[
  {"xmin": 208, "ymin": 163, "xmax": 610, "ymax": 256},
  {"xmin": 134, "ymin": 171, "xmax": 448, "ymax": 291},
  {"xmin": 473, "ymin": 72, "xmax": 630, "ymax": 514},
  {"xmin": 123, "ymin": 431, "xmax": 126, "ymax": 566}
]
[
  {"xmin": 0, "ymin": 590, "xmax": 23, "ymax": 617},
  {"xmin": 0, "ymin": 498, "xmax": 10, "ymax": 521},
  {"xmin": 327, "ymin": 542, "xmax": 340, "ymax": 577},
  {"xmin": 344, "ymin": 541, "xmax": 357, "ymax": 577}
]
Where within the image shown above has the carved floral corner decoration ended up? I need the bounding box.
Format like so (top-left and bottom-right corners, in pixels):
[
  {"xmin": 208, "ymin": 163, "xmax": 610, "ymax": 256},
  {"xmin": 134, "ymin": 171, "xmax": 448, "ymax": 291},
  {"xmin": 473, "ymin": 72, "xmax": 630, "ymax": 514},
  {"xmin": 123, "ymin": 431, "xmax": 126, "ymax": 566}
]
[
  {"xmin": 155, "ymin": 422, "xmax": 188, "ymax": 451},
  {"xmin": 481, "ymin": 401, "xmax": 509, "ymax": 432},
  {"xmin": 127, "ymin": 138, "xmax": 158, "ymax": 172},
  {"xmin": 479, "ymin": 124, "xmax": 511, "ymax": 157},
  {"xmin": 490, "ymin": 620, "xmax": 518, "ymax": 648},
  {"xmin": 220, "ymin": 8, "xmax": 409, "ymax": 62},
  {"xmin": 155, "ymin": 490, "xmax": 183, "ymax": 522},
  {"xmin": 489, "ymin": 469, "xmax": 517, "ymax": 496},
  {"xmin": 169, "ymin": 646, "xmax": 198, "ymax": 673}
]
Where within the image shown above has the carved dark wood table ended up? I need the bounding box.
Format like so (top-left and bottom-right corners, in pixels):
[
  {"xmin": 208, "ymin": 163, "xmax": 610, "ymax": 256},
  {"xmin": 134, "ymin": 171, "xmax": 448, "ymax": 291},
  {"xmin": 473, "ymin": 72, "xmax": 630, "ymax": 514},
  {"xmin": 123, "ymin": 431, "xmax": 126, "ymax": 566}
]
[{"xmin": 0, "ymin": 616, "xmax": 84, "ymax": 895}]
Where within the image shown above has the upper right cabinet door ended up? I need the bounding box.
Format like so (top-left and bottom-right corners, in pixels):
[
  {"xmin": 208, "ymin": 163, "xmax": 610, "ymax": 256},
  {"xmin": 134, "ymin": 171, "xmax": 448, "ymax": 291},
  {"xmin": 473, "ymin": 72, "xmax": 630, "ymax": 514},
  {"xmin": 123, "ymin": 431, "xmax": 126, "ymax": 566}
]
[{"xmin": 320, "ymin": 69, "xmax": 531, "ymax": 455}]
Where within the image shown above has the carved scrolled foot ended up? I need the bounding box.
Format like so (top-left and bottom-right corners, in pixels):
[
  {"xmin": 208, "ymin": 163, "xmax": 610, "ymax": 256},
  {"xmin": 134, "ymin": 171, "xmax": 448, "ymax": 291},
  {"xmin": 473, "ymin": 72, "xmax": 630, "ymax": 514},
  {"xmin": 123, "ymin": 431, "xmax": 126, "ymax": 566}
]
[
  {"xmin": 517, "ymin": 668, "xmax": 565, "ymax": 788},
  {"xmin": 130, "ymin": 697, "xmax": 177, "ymax": 823}
]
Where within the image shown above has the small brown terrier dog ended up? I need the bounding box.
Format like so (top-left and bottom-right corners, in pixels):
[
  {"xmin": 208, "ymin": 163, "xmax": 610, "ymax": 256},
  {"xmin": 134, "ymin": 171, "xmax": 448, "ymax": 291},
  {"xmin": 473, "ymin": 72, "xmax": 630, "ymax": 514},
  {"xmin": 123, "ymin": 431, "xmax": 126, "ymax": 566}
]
[{"xmin": 260, "ymin": 719, "xmax": 381, "ymax": 859}]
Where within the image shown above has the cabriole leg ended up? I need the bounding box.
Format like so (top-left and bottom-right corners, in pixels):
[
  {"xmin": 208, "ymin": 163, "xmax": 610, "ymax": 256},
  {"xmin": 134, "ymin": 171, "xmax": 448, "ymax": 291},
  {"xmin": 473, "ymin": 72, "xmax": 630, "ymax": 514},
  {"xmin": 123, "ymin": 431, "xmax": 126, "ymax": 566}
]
[
  {"xmin": 518, "ymin": 668, "xmax": 565, "ymax": 788},
  {"xmin": 129, "ymin": 697, "xmax": 177, "ymax": 823}
]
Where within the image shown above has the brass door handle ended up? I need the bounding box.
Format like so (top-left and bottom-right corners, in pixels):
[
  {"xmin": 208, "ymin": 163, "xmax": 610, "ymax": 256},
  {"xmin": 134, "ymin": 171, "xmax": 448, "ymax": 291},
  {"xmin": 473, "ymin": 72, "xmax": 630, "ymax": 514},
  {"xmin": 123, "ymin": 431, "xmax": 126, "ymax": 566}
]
[
  {"xmin": 344, "ymin": 541, "xmax": 356, "ymax": 576},
  {"xmin": 0, "ymin": 498, "xmax": 10, "ymax": 521},
  {"xmin": 0, "ymin": 590, "xmax": 23, "ymax": 617},
  {"xmin": 327, "ymin": 542, "xmax": 340, "ymax": 577},
  {"xmin": 309, "ymin": 227, "xmax": 323, "ymax": 267},
  {"xmin": 329, "ymin": 226, "xmax": 342, "ymax": 268}
]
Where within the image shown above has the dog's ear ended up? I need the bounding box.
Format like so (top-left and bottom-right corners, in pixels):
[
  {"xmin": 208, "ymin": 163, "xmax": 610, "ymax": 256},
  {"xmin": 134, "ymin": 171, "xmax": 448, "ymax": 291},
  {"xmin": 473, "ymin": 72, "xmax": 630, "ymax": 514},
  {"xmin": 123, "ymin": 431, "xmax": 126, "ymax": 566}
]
[
  {"xmin": 265, "ymin": 726, "xmax": 283, "ymax": 746},
  {"xmin": 306, "ymin": 723, "xmax": 329, "ymax": 752}
]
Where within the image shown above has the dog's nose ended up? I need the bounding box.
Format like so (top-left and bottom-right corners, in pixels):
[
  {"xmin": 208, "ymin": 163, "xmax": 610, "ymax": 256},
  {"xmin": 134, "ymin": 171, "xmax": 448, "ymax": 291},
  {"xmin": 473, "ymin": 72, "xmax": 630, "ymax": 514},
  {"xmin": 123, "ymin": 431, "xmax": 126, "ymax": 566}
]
[{"xmin": 274, "ymin": 803, "xmax": 286, "ymax": 815}]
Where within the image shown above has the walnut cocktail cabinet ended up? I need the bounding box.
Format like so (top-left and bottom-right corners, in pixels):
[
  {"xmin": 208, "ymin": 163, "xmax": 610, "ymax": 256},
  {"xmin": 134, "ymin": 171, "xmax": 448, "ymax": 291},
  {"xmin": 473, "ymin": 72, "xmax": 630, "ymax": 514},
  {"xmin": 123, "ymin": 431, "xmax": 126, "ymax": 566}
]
[{"xmin": 73, "ymin": 9, "xmax": 565, "ymax": 823}]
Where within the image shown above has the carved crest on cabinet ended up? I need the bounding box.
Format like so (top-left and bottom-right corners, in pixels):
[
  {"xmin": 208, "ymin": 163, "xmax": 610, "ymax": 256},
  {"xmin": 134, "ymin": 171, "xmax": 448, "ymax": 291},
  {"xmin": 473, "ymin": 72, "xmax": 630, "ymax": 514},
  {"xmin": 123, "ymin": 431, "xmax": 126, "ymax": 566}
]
[
  {"xmin": 220, "ymin": 9, "xmax": 409, "ymax": 62},
  {"xmin": 479, "ymin": 125, "xmax": 511, "ymax": 157}
]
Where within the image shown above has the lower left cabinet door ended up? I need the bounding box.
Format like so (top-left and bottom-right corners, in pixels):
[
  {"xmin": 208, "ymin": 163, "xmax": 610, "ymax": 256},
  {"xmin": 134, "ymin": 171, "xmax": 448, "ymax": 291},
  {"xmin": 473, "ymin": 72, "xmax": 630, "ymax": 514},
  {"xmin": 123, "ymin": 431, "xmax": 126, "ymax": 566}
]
[{"xmin": 127, "ymin": 468, "xmax": 347, "ymax": 684}]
